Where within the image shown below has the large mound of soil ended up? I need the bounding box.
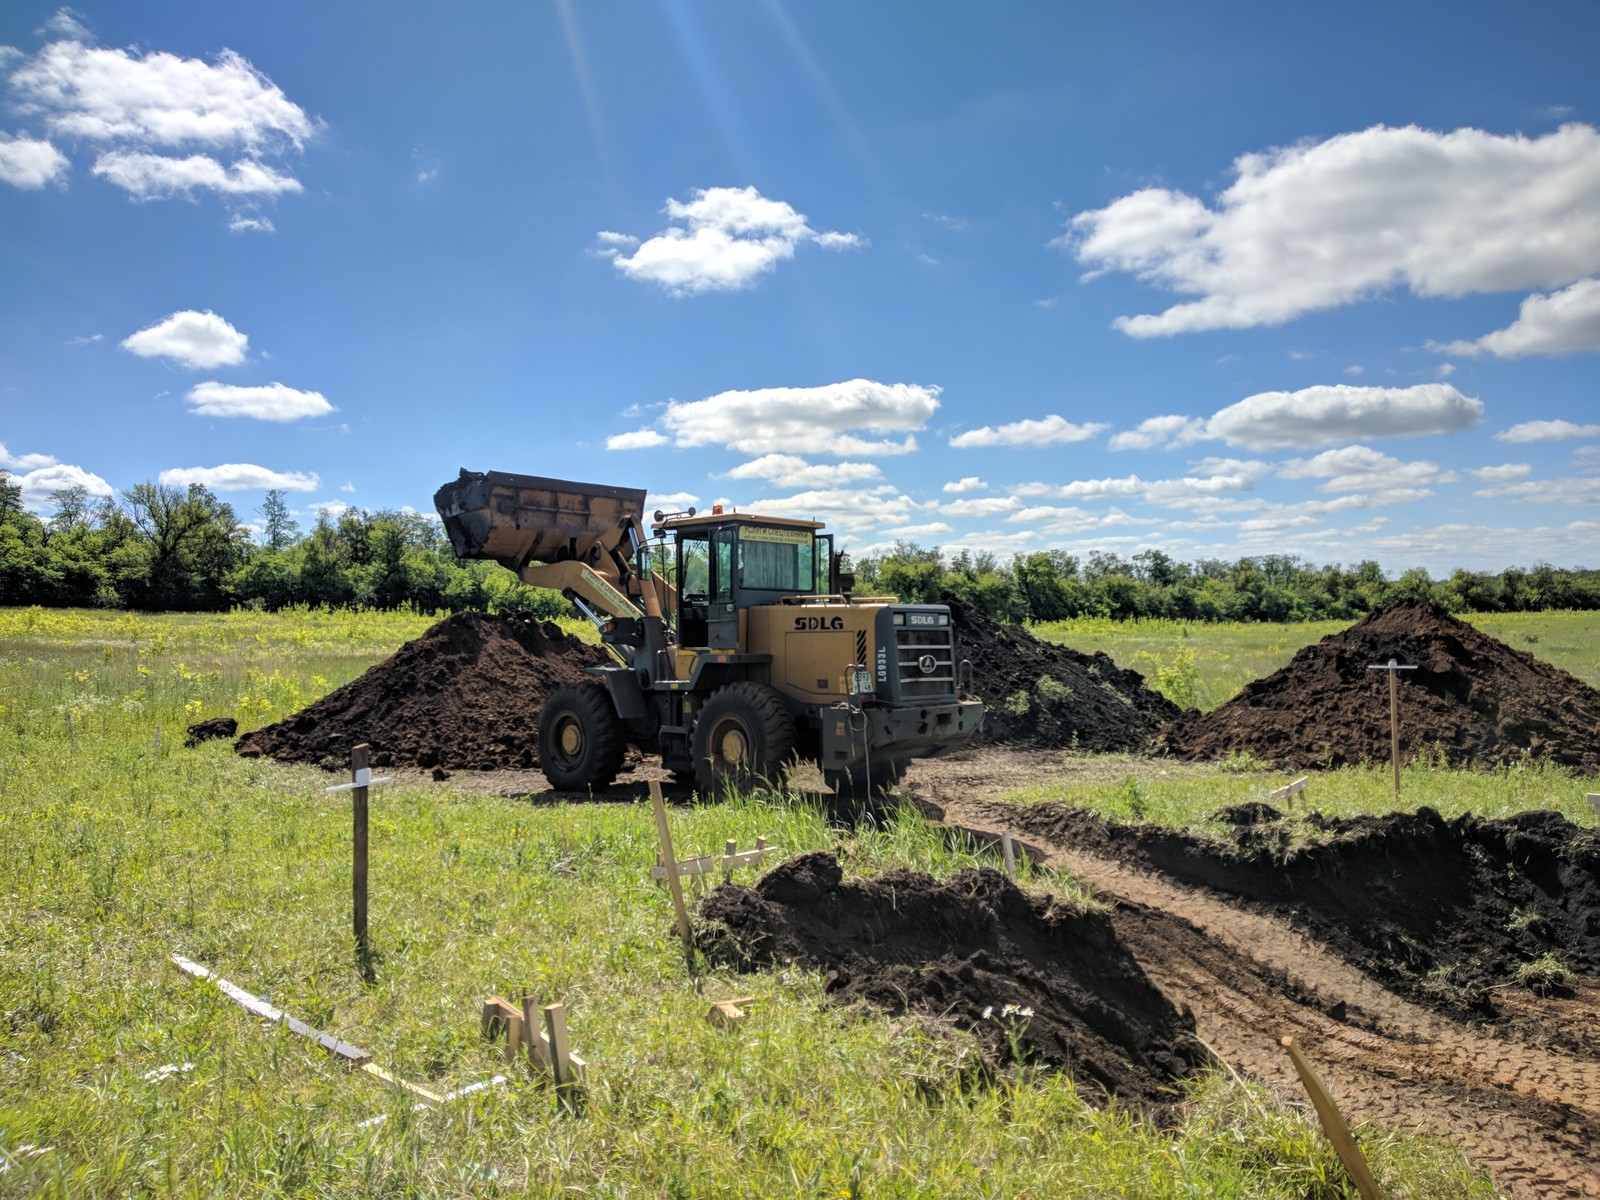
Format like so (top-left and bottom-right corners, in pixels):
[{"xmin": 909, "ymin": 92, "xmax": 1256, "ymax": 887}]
[
  {"xmin": 699, "ymin": 852, "xmax": 1207, "ymax": 1109},
  {"xmin": 1004, "ymin": 803, "xmax": 1600, "ymax": 1014},
  {"xmin": 946, "ymin": 595, "xmax": 1182, "ymax": 751},
  {"xmin": 1160, "ymin": 598, "xmax": 1600, "ymax": 772},
  {"xmin": 235, "ymin": 611, "xmax": 608, "ymax": 770}
]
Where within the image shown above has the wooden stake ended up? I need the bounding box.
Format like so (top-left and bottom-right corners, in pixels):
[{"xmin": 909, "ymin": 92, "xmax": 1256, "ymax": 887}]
[
  {"xmin": 522, "ymin": 994, "xmax": 550, "ymax": 1070},
  {"xmin": 1001, "ymin": 832, "xmax": 1017, "ymax": 883},
  {"xmin": 1366, "ymin": 660, "xmax": 1417, "ymax": 798},
  {"xmin": 351, "ymin": 743, "xmax": 373, "ymax": 980},
  {"xmin": 544, "ymin": 1003, "xmax": 576, "ymax": 1106},
  {"xmin": 504, "ymin": 1010, "xmax": 524, "ymax": 1064},
  {"xmin": 1281, "ymin": 1036, "xmax": 1383, "ymax": 1200},
  {"xmin": 650, "ymin": 780, "xmax": 694, "ymax": 958}
]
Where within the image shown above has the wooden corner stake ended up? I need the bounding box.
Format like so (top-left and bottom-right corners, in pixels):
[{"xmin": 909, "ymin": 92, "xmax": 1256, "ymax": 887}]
[{"xmin": 1281, "ymin": 1036, "xmax": 1383, "ymax": 1200}]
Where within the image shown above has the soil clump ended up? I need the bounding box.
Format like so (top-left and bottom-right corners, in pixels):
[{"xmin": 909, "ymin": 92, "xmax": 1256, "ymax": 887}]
[
  {"xmin": 1160, "ymin": 598, "xmax": 1600, "ymax": 772},
  {"xmin": 699, "ymin": 851, "xmax": 1207, "ymax": 1109},
  {"xmin": 185, "ymin": 716, "xmax": 237, "ymax": 747},
  {"xmin": 945, "ymin": 594, "xmax": 1182, "ymax": 752},
  {"xmin": 234, "ymin": 611, "xmax": 608, "ymax": 771},
  {"xmin": 1000, "ymin": 803, "xmax": 1600, "ymax": 1015}
]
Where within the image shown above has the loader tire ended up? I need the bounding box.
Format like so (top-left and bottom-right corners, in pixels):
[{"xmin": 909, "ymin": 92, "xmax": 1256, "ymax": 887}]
[
  {"xmin": 693, "ymin": 682, "xmax": 796, "ymax": 798},
  {"xmin": 538, "ymin": 681, "xmax": 627, "ymax": 791}
]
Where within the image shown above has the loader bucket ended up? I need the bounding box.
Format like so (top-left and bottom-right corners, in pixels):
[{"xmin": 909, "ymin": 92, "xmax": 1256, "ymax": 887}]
[{"xmin": 434, "ymin": 469, "xmax": 648, "ymax": 572}]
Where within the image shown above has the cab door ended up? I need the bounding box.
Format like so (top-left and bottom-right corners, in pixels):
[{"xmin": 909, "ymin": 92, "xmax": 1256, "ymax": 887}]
[{"xmin": 708, "ymin": 525, "xmax": 739, "ymax": 649}]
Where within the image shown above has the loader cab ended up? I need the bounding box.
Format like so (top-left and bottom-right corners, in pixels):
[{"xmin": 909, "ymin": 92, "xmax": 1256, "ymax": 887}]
[{"xmin": 661, "ymin": 511, "xmax": 831, "ymax": 650}]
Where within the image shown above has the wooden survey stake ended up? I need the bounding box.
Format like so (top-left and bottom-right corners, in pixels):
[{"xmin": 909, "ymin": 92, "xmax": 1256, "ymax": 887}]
[
  {"xmin": 1365, "ymin": 659, "xmax": 1417, "ymax": 796},
  {"xmin": 325, "ymin": 743, "xmax": 390, "ymax": 982},
  {"xmin": 650, "ymin": 779, "xmax": 694, "ymax": 956},
  {"xmin": 1281, "ymin": 1036, "xmax": 1383, "ymax": 1199}
]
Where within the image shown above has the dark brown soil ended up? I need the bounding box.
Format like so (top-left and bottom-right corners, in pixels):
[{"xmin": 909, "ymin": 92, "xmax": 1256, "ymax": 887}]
[
  {"xmin": 234, "ymin": 611, "xmax": 608, "ymax": 771},
  {"xmin": 185, "ymin": 716, "xmax": 237, "ymax": 747},
  {"xmin": 698, "ymin": 851, "xmax": 1208, "ymax": 1110},
  {"xmin": 1160, "ymin": 598, "xmax": 1600, "ymax": 772},
  {"xmin": 945, "ymin": 594, "xmax": 1182, "ymax": 752},
  {"xmin": 998, "ymin": 803, "xmax": 1600, "ymax": 1016}
]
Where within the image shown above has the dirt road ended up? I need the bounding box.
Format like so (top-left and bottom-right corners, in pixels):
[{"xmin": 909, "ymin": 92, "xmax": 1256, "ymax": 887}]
[{"xmin": 908, "ymin": 748, "xmax": 1600, "ymax": 1200}]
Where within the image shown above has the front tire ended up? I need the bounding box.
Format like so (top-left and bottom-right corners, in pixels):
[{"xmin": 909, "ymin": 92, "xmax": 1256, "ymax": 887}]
[
  {"xmin": 538, "ymin": 681, "xmax": 626, "ymax": 790},
  {"xmin": 692, "ymin": 682, "xmax": 796, "ymax": 798}
]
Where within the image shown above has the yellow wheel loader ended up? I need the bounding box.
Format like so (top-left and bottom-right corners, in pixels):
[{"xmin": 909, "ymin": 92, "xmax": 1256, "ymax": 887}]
[{"xmin": 435, "ymin": 469, "xmax": 984, "ymax": 799}]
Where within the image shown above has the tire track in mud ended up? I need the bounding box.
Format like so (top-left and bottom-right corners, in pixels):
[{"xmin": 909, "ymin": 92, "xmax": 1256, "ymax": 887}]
[{"xmin": 917, "ymin": 790, "xmax": 1600, "ymax": 1200}]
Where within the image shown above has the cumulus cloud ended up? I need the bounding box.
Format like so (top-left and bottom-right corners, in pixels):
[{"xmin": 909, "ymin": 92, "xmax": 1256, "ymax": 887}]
[
  {"xmin": 1473, "ymin": 476, "xmax": 1600, "ymax": 506},
  {"xmin": 227, "ymin": 212, "xmax": 274, "ymax": 233},
  {"xmin": 937, "ymin": 496, "xmax": 1024, "ymax": 518},
  {"xmin": 1012, "ymin": 464, "xmax": 1263, "ymax": 507},
  {"xmin": 646, "ymin": 491, "xmax": 700, "ymax": 512},
  {"xmin": 1065, "ymin": 124, "xmax": 1600, "ymax": 336},
  {"xmin": 1206, "ymin": 383, "xmax": 1482, "ymax": 450},
  {"xmin": 0, "ymin": 132, "xmax": 68, "ymax": 187},
  {"xmin": 92, "ymin": 151, "xmax": 302, "ymax": 199},
  {"xmin": 1494, "ymin": 419, "xmax": 1600, "ymax": 444},
  {"xmin": 0, "ymin": 443, "xmax": 60, "ymax": 471},
  {"xmin": 1432, "ymin": 278, "xmax": 1600, "ymax": 358},
  {"xmin": 184, "ymin": 381, "xmax": 333, "ymax": 421},
  {"xmin": 606, "ymin": 429, "xmax": 668, "ymax": 450},
  {"xmin": 121, "ymin": 309, "xmax": 248, "ymax": 368},
  {"xmin": 724, "ymin": 454, "xmax": 882, "ymax": 489},
  {"xmin": 1108, "ymin": 414, "xmax": 1207, "ymax": 451},
  {"xmin": 1277, "ymin": 445, "xmax": 1456, "ymax": 492},
  {"xmin": 1468, "ymin": 463, "xmax": 1532, "ymax": 482},
  {"xmin": 943, "ymin": 476, "xmax": 986, "ymax": 493},
  {"xmin": 659, "ymin": 379, "xmax": 937, "ymax": 456},
  {"xmin": 1005, "ymin": 505, "xmax": 1146, "ymax": 536},
  {"xmin": 599, "ymin": 186, "xmax": 863, "ymax": 295},
  {"xmin": 5, "ymin": 32, "xmax": 315, "ymax": 216},
  {"xmin": 158, "ymin": 463, "xmax": 318, "ymax": 491},
  {"xmin": 948, "ymin": 414, "xmax": 1107, "ymax": 448},
  {"xmin": 4, "ymin": 460, "xmax": 113, "ymax": 511},
  {"xmin": 740, "ymin": 486, "xmax": 913, "ymax": 535}
]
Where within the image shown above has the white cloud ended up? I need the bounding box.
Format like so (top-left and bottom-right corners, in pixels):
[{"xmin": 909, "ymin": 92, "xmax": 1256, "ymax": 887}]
[
  {"xmin": 1344, "ymin": 364, "xmax": 1365, "ymax": 376},
  {"xmin": 0, "ymin": 443, "xmax": 60, "ymax": 470},
  {"xmin": 311, "ymin": 500, "xmax": 349, "ymax": 517},
  {"xmin": 1432, "ymin": 278, "xmax": 1600, "ymax": 358},
  {"xmin": 1012, "ymin": 466, "xmax": 1262, "ymax": 507},
  {"xmin": 599, "ymin": 186, "xmax": 862, "ymax": 295},
  {"xmin": 92, "ymin": 151, "xmax": 302, "ymax": 199},
  {"xmin": 121, "ymin": 309, "xmax": 248, "ymax": 368},
  {"xmin": 882, "ymin": 522, "xmax": 954, "ymax": 539},
  {"xmin": 1467, "ymin": 463, "xmax": 1531, "ymax": 482},
  {"xmin": 7, "ymin": 461, "xmax": 113, "ymax": 511},
  {"xmin": 228, "ymin": 212, "xmax": 274, "ymax": 233},
  {"xmin": 937, "ymin": 496, "xmax": 1024, "ymax": 518},
  {"xmin": 1107, "ymin": 414, "xmax": 1206, "ymax": 451},
  {"xmin": 158, "ymin": 464, "xmax": 318, "ymax": 491},
  {"xmin": 740, "ymin": 485, "xmax": 913, "ymax": 535},
  {"xmin": 606, "ymin": 429, "xmax": 669, "ymax": 450},
  {"xmin": 185, "ymin": 381, "xmax": 333, "ymax": 421},
  {"xmin": 724, "ymin": 454, "xmax": 882, "ymax": 489},
  {"xmin": 949, "ymin": 414, "xmax": 1107, "ymax": 448},
  {"xmin": 7, "ymin": 36, "xmax": 315, "ymax": 214},
  {"xmin": 1472, "ymin": 475, "xmax": 1600, "ymax": 506},
  {"xmin": 1277, "ymin": 445, "xmax": 1455, "ymax": 492},
  {"xmin": 1494, "ymin": 419, "xmax": 1600, "ymax": 444},
  {"xmin": 1066, "ymin": 124, "xmax": 1600, "ymax": 336},
  {"xmin": 1004, "ymin": 505, "xmax": 1147, "ymax": 536},
  {"xmin": 0, "ymin": 132, "xmax": 68, "ymax": 187},
  {"xmin": 659, "ymin": 379, "xmax": 938, "ymax": 456},
  {"xmin": 942, "ymin": 476, "xmax": 986, "ymax": 493},
  {"xmin": 339, "ymin": 481, "xmax": 356, "ymax": 493},
  {"xmin": 1206, "ymin": 383, "xmax": 1482, "ymax": 449},
  {"xmin": 646, "ymin": 491, "xmax": 700, "ymax": 513}
]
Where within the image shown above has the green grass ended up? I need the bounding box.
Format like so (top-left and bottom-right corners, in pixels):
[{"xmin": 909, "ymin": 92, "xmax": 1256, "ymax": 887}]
[
  {"xmin": 0, "ymin": 608, "xmax": 1494, "ymax": 1196},
  {"xmin": 1030, "ymin": 609, "xmax": 1600, "ymax": 712}
]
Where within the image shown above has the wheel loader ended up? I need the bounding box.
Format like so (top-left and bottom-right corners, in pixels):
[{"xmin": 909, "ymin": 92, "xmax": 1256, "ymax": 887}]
[{"xmin": 434, "ymin": 468, "xmax": 984, "ymax": 798}]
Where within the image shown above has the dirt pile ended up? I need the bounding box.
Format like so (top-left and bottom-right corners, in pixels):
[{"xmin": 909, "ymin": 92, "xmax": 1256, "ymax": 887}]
[
  {"xmin": 945, "ymin": 594, "xmax": 1182, "ymax": 751},
  {"xmin": 1002, "ymin": 803, "xmax": 1600, "ymax": 1014},
  {"xmin": 699, "ymin": 851, "xmax": 1207, "ymax": 1108},
  {"xmin": 1160, "ymin": 598, "xmax": 1600, "ymax": 772},
  {"xmin": 235, "ymin": 611, "xmax": 609, "ymax": 770}
]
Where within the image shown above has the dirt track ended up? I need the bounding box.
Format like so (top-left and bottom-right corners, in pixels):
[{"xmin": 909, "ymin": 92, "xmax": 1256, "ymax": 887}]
[{"xmin": 907, "ymin": 748, "xmax": 1600, "ymax": 1200}]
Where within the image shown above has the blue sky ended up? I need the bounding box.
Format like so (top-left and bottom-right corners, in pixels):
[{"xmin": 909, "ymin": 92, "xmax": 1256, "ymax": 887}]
[{"xmin": 2, "ymin": 1, "xmax": 1596, "ymax": 575}]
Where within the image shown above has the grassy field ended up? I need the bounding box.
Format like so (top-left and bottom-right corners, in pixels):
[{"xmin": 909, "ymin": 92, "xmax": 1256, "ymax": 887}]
[
  {"xmin": 1031, "ymin": 609, "xmax": 1600, "ymax": 712},
  {"xmin": 0, "ymin": 607, "xmax": 1509, "ymax": 1196}
]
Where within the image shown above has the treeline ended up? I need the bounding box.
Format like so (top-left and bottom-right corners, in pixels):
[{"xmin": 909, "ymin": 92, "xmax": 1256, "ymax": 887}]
[
  {"xmin": 4, "ymin": 474, "xmax": 1596, "ymax": 621},
  {"xmin": 0, "ymin": 478, "xmax": 567, "ymax": 616},
  {"xmin": 854, "ymin": 543, "xmax": 1600, "ymax": 623}
]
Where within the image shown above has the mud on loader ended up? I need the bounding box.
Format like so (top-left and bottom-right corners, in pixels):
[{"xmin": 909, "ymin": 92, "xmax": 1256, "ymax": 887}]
[{"xmin": 435, "ymin": 469, "xmax": 984, "ymax": 799}]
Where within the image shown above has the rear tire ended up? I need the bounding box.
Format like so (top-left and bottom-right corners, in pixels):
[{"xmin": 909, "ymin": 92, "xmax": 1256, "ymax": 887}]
[
  {"xmin": 538, "ymin": 681, "xmax": 626, "ymax": 790},
  {"xmin": 693, "ymin": 682, "xmax": 796, "ymax": 798}
]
